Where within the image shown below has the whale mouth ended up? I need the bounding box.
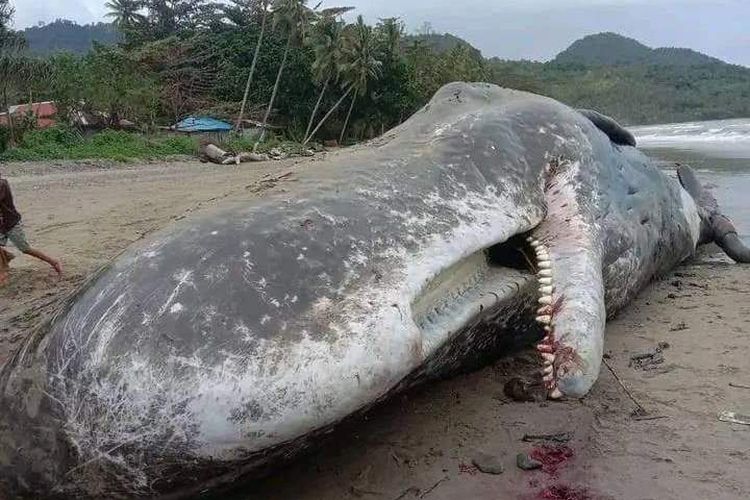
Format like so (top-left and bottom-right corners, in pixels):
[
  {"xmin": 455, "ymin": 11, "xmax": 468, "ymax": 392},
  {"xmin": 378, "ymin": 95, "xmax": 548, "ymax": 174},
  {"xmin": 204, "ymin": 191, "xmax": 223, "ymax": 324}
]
[{"xmin": 410, "ymin": 234, "xmax": 543, "ymax": 358}]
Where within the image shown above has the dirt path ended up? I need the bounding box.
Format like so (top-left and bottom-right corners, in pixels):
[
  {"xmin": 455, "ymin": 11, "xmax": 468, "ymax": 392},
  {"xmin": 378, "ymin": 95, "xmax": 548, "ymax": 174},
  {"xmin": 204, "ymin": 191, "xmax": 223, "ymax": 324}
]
[{"xmin": 1, "ymin": 160, "xmax": 748, "ymax": 500}]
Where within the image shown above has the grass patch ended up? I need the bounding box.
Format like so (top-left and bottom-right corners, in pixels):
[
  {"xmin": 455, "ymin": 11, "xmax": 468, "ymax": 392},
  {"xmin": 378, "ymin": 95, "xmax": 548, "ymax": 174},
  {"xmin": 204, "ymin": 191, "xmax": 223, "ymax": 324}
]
[
  {"xmin": 0, "ymin": 126, "xmax": 313, "ymax": 163},
  {"xmin": 0, "ymin": 127, "xmax": 199, "ymax": 162}
]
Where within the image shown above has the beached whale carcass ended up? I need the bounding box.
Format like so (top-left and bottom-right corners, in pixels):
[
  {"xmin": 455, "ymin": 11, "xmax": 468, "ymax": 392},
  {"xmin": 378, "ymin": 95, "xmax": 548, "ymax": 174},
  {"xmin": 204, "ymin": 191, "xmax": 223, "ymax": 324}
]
[{"xmin": 1, "ymin": 83, "xmax": 747, "ymax": 498}]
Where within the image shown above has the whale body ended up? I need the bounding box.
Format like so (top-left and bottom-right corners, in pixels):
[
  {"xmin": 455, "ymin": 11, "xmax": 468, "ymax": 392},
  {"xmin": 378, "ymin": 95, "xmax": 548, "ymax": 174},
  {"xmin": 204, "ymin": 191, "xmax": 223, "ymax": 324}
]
[{"xmin": 1, "ymin": 83, "xmax": 746, "ymax": 498}]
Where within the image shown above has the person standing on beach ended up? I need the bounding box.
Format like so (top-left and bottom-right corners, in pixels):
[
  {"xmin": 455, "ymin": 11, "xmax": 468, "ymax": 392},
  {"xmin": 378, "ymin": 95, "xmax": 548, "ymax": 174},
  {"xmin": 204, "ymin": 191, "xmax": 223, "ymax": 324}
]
[{"xmin": 0, "ymin": 174, "xmax": 62, "ymax": 285}]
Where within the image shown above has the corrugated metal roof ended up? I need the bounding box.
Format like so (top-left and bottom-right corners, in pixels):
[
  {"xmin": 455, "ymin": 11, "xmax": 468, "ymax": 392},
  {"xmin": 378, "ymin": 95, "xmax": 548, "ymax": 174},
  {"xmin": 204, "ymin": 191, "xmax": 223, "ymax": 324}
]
[
  {"xmin": 0, "ymin": 102, "xmax": 57, "ymax": 129},
  {"xmin": 173, "ymin": 116, "xmax": 233, "ymax": 133}
]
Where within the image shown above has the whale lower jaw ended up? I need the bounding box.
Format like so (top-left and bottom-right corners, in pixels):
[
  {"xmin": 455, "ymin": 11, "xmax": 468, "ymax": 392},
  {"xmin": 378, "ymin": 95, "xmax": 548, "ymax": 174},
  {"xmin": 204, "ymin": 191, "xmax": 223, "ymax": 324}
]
[{"xmin": 150, "ymin": 246, "xmax": 544, "ymax": 498}]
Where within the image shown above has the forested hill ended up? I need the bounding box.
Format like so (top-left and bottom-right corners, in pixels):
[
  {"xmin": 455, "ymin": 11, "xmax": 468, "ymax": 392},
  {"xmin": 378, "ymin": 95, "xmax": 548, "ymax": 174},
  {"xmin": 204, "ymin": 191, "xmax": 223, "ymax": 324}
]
[
  {"xmin": 554, "ymin": 32, "xmax": 724, "ymax": 66},
  {"xmin": 403, "ymin": 33, "xmax": 483, "ymax": 60},
  {"xmin": 490, "ymin": 32, "xmax": 750, "ymax": 125},
  {"xmin": 21, "ymin": 20, "xmax": 120, "ymax": 55}
]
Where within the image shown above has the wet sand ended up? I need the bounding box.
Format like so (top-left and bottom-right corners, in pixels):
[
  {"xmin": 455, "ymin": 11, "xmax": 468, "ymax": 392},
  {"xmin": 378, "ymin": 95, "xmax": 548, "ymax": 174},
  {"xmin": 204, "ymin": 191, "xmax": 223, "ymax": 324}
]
[{"xmin": 1, "ymin": 159, "xmax": 748, "ymax": 500}]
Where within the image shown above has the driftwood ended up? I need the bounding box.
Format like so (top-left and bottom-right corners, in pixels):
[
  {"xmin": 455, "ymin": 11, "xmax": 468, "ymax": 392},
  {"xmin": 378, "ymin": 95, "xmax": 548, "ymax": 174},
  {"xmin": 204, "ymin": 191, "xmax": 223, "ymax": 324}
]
[{"xmin": 199, "ymin": 143, "xmax": 270, "ymax": 165}]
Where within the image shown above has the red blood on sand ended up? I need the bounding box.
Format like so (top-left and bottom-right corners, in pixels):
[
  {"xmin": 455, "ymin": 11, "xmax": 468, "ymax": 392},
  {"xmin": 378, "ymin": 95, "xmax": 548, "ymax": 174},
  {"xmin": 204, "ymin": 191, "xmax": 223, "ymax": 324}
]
[
  {"xmin": 529, "ymin": 445, "xmax": 575, "ymax": 476},
  {"xmin": 538, "ymin": 484, "xmax": 592, "ymax": 500}
]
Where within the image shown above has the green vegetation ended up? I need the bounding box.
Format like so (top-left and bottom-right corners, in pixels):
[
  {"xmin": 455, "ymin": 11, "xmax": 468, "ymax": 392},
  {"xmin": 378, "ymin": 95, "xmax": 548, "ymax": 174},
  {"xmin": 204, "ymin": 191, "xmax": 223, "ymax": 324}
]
[
  {"xmin": 0, "ymin": 3, "xmax": 748, "ymax": 162},
  {"xmin": 0, "ymin": 126, "xmax": 196, "ymax": 162},
  {"xmin": 553, "ymin": 32, "xmax": 722, "ymax": 67},
  {"xmin": 21, "ymin": 20, "xmax": 121, "ymax": 55}
]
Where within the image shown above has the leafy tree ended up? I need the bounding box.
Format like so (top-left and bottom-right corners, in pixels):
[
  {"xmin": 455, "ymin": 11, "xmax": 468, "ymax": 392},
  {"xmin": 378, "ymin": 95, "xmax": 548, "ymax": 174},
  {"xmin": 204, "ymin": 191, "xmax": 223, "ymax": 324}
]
[
  {"xmin": 304, "ymin": 11, "xmax": 345, "ymax": 142},
  {"xmin": 255, "ymin": 0, "xmax": 310, "ymax": 147},
  {"xmin": 337, "ymin": 15, "xmax": 382, "ymax": 143},
  {"xmin": 0, "ymin": 0, "xmax": 30, "ymax": 145},
  {"xmin": 375, "ymin": 17, "xmax": 403, "ymax": 62},
  {"xmin": 235, "ymin": 0, "xmax": 271, "ymax": 131},
  {"xmin": 105, "ymin": 0, "xmax": 147, "ymax": 32}
]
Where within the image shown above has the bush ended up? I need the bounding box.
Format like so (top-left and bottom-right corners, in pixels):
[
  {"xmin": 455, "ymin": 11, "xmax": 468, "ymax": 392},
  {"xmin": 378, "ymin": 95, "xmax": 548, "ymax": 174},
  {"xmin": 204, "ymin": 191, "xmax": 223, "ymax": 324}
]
[
  {"xmin": 0, "ymin": 126, "xmax": 198, "ymax": 162},
  {"xmin": 0, "ymin": 127, "xmax": 10, "ymax": 154}
]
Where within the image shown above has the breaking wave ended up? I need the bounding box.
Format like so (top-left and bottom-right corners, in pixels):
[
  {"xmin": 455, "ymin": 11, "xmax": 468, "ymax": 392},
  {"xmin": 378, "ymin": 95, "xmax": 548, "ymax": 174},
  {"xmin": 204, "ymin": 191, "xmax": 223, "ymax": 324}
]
[{"xmin": 631, "ymin": 118, "xmax": 750, "ymax": 147}]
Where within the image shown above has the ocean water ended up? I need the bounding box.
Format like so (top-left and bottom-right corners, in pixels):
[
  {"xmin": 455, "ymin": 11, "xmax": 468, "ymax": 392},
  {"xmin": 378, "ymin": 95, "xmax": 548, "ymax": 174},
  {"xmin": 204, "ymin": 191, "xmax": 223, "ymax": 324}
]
[{"xmin": 631, "ymin": 118, "xmax": 750, "ymax": 245}]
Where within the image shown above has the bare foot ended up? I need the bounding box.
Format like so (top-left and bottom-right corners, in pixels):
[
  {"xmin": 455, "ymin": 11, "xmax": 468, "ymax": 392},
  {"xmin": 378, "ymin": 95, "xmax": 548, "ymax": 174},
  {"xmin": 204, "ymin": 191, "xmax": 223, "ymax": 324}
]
[{"xmin": 51, "ymin": 259, "xmax": 63, "ymax": 276}]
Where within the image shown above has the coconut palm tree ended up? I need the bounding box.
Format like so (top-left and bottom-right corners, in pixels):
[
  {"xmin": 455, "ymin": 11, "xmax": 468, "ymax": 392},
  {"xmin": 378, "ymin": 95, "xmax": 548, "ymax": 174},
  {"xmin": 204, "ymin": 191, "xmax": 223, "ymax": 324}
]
[
  {"xmin": 303, "ymin": 13, "xmax": 345, "ymax": 142},
  {"xmin": 235, "ymin": 0, "xmax": 271, "ymax": 131},
  {"xmin": 337, "ymin": 15, "xmax": 382, "ymax": 144},
  {"xmin": 376, "ymin": 17, "xmax": 403, "ymax": 61},
  {"xmin": 254, "ymin": 0, "xmax": 310, "ymax": 149},
  {"xmin": 105, "ymin": 0, "xmax": 146, "ymax": 30}
]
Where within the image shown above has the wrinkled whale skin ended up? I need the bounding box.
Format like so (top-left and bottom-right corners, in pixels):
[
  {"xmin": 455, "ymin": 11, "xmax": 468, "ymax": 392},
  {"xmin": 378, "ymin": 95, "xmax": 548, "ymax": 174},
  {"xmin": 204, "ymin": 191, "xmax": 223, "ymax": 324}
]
[{"xmin": 0, "ymin": 83, "xmax": 713, "ymax": 498}]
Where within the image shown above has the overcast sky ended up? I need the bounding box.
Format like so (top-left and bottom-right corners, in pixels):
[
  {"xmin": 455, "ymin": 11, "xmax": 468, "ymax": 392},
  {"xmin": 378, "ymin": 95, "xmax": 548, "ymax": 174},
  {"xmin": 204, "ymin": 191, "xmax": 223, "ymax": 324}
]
[{"xmin": 11, "ymin": 0, "xmax": 750, "ymax": 66}]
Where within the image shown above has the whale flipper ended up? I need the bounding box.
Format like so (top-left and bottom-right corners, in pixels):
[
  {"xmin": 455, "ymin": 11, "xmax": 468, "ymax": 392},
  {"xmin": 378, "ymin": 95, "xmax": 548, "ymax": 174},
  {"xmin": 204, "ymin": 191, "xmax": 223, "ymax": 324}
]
[
  {"xmin": 578, "ymin": 109, "xmax": 637, "ymax": 147},
  {"xmin": 677, "ymin": 165, "xmax": 750, "ymax": 263}
]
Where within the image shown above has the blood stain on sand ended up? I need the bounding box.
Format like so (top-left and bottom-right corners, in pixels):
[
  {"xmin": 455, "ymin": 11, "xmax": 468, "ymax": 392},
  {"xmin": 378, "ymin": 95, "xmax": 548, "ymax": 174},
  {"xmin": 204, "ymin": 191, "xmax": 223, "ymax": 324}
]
[
  {"xmin": 526, "ymin": 445, "xmax": 595, "ymax": 500},
  {"xmin": 538, "ymin": 484, "xmax": 593, "ymax": 500},
  {"xmin": 529, "ymin": 445, "xmax": 575, "ymax": 477}
]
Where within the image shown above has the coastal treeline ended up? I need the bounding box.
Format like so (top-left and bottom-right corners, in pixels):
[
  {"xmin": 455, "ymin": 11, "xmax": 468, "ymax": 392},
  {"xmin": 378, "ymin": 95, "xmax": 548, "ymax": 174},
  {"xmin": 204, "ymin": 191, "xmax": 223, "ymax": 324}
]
[
  {"xmin": 1, "ymin": 0, "xmax": 487, "ymax": 153},
  {"xmin": 2, "ymin": 1, "xmax": 749, "ymax": 159}
]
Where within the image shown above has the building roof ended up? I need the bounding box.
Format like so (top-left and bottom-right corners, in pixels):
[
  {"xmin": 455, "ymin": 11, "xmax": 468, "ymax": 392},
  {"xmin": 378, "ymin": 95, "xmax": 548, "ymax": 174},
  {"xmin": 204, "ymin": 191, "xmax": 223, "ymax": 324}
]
[
  {"xmin": 173, "ymin": 116, "xmax": 233, "ymax": 133},
  {"xmin": 0, "ymin": 101, "xmax": 57, "ymax": 129}
]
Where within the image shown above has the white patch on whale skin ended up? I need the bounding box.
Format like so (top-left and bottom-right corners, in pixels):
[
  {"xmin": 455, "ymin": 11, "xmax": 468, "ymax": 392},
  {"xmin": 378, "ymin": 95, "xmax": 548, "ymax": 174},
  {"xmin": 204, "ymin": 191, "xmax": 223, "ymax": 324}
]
[
  {"xmin": 680, "ymin": 186, "xmax": 702, "ymax": 248},
  {"xmin": 50, "ymin": 181, "xmax": 547, "ymax": 467}
]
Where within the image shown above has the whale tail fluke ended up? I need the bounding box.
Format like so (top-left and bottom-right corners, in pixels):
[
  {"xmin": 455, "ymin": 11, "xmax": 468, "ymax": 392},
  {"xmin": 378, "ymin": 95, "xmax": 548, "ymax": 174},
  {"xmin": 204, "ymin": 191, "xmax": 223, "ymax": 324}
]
[{"xmin": 677, "ymin": 164, "xmax": 750, "ymax": 263}]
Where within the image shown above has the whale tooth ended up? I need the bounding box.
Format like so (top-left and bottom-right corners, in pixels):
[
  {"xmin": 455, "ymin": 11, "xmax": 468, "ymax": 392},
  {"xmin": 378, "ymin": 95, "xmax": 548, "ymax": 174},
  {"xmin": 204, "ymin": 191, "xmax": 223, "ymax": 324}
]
[
  {"xmin": 530, "ymin": 240, "xmax": 541, "ymax": 248},
  {"xmin": 537, "ymin": 261, "xmax": 551, "ymax": 269},
  {"xmin": 526, "ymin": 236, "xmax": 533, "ymax": 242},
  {"xmin": 537, "ymin": 306, "xmax": 551, "ymax": 316},
  {"xmin": 536, "ymin": 252, "xmax": 550, "ymax": 262},
  {"xmin": 536, "ymin": 344, "xmax": 554, "ymax": 353},
  {"xmin": 549, "ymin": 388, "xmax": 563, "ymax": 400},
  {"xmin": 538, "ymin": 277, "xmax": 553, "ymax": 285},
  {"xmin": 541, "ymin": 353, "xmax": 555, "ymax": 363},
  {"xmin": 538, "ymin": 295, "xmax": 553, "ymax": 305},
  {"xmin": 543, "ymin": 374, "xmax": 555, "ymax": 384},
  {"xmin": 539, "ymin": 285, "xmax": 553, "ymax": 295},
  {"xmin": 538, "ymin": 269, "xmax": 552, "ymax": 277},
  {"xmin": 536, "ymin": 315, "xmax": 552, "ymax": 325},
  {"xmin": 542, "ymin": 365, "xmax": 554, "ymax": 376}
]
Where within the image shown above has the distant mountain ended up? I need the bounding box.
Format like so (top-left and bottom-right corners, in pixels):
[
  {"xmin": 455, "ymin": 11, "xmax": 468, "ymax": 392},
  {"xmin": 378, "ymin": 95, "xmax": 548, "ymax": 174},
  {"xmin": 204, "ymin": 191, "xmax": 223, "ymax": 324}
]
[
  {"xmin": 21, "ymin": 19, "xmax": 120, "ymax": 55},
  {"xmin": 404, "ymin": 33, "xmax": 483, "ymax": 60},
  {"xmin": 554, "ymin": 32, "xmax": 723, "ymax": 67},
  {"xmin": 488, "ymin": 32, "xmax": 750, "ymax": 125}
]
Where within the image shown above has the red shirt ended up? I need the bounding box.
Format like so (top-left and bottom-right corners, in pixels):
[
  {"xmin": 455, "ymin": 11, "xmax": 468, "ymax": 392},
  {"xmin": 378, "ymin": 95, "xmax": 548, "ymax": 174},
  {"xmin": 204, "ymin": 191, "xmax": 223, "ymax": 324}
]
[{"xmin": 0, "ymin": 179, "xmax": 22, "ymax": 234}]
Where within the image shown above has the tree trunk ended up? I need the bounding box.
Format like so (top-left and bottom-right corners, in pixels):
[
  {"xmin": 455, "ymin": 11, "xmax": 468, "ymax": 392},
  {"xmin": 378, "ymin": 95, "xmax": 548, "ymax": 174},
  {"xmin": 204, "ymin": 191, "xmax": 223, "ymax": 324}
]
[
  {"xmin": 304, "ymin": 76, "xmax": 329, "ymax": 143},
  {"xmin": 339, "ymin": 91, "xmax": 357, "ymax": 145},
  {"xmin": 254, "ymin": 36, "xmax": 291, "ymax": 152},
  {"xmin": 3, "ymin": 88, "xmax": 15, "ymax": 147},
  {"xmin": 304, "ymin": 85, "xmax": 353, "ymax": 145},
  {"xmin": 235, "ymin": 7, "xmax": 269, "ymax": 132}
]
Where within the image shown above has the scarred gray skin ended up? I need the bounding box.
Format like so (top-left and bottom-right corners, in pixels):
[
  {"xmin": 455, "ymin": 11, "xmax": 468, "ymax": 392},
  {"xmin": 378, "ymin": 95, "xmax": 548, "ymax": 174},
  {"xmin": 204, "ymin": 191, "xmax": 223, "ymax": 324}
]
[{"xmin": 0, "ymin": 83, "xmax": 742, "ymax": 498}]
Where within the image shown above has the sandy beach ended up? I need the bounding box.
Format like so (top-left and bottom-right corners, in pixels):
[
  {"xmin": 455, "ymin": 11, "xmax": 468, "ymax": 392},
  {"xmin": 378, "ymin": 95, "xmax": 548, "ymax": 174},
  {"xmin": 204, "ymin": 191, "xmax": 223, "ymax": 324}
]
[{"xmin": 1, "ymin": 159, "xmax": 748, "ymax": 500}]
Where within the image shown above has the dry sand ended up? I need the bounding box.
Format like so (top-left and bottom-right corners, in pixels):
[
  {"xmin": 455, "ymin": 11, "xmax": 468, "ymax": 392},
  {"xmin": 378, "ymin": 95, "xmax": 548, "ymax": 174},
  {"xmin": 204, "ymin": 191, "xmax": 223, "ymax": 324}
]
[{"xmin": 0, "ymin": 159, "xmax": 748, "ymax": 500}]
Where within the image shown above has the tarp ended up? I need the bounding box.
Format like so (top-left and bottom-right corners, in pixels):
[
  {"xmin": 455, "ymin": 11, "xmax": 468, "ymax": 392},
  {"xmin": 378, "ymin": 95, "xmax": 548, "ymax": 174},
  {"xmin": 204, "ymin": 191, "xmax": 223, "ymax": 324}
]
[{"xmin": 173, "ymin": 116, "xmax": 233, "ymax": 133}]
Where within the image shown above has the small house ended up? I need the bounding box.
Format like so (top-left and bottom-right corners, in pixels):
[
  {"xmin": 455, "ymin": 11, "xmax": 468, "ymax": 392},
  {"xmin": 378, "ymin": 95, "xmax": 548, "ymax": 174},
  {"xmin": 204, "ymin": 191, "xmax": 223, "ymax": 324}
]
[{"xmin": 0, "ymin": 101, "xmax": 57, "ymax": 129}]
